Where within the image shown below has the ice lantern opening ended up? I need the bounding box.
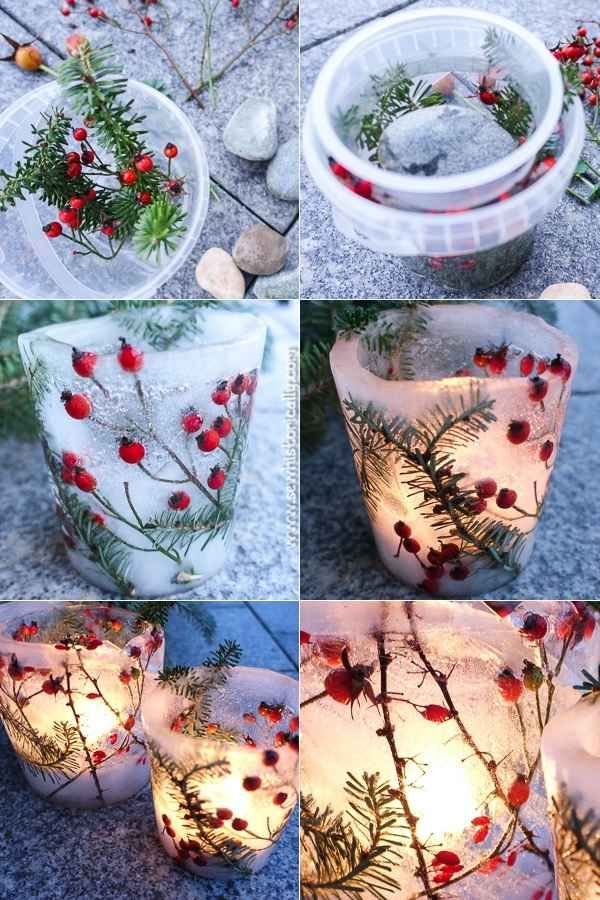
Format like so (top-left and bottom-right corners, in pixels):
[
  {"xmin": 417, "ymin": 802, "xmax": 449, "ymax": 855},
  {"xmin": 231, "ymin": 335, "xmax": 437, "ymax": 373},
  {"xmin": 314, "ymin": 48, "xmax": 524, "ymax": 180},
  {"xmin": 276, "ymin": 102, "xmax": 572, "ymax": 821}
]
[
  {"xmin": 0, "ymin": 602, "xmax": 164, "ymax": 810},
  {"xmin": 300, "ymin": 601, "xmax": 599, "ymax": 899},
  {"xmin": 330, "ymin": 304, "xmax": 578, "ymax": 597}
]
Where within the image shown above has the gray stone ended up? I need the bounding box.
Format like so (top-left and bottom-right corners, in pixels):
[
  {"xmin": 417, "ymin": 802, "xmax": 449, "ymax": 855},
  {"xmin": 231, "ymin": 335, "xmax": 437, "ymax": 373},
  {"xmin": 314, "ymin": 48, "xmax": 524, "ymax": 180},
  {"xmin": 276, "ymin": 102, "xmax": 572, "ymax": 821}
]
[
  {"xmin": 223, "ymin": 97, "xmax": 279, "ymax": 161},
  {"xmin": 195, "ymin": 247, "xmax": 246, "ymax": 299},
  {"xmin": 233, "ymin": 224, "xmax": 288, "ymax": 275},
  {"xmin": 253, "ymin": 267, "xmax": 300, "ymax": 299},
  {"xmin": 378, "ymin": 105, "xmax": 516, "ymax": 176},
  {"xmin": 267, "ymin": 136, "xmax": 300, "ymax": 201}
]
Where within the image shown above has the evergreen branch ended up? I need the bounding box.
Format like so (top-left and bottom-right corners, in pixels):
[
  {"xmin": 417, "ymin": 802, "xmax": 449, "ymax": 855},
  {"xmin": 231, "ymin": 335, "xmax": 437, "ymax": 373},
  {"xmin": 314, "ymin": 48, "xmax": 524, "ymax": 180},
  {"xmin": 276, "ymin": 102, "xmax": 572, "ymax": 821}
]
[
  {"xmin": 110, "ymin": 300, "xmax": 218, "ymax": 351},
  {"xmin": 132, "ymin": 195, "xmax": 187, "ymax": 262},
  {"xmin": 551, "ymin": 789, "xmax": 600, "ymax": 895},
  {"xmin": 144, "ymin": 504, "xmax": 233, "ymax": 556},
  {"xmin": 574, "ymin": 666, "xmax": 600, "ymax": 699},
  {"xmin": 301, "ymin": 772, "xmax": 405, "ymax": 898},
  {"xmin": 490, "ymin": 85, "xmax": 533, "ymax": 140},
  {"xmin": 0, "ymin": 110, "xmax": 72, "ymax": 212}
]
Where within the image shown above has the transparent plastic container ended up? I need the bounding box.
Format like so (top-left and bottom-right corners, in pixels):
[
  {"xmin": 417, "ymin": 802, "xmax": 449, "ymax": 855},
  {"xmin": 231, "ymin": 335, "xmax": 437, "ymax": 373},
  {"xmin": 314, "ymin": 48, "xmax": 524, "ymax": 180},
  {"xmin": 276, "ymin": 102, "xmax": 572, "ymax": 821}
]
[
  {"xmin": 305, "ymin": 101, "xmax": 584, "ymax": 290},
  {"xmin": 306, "ymin": 7, "xmax": 565, "ymax": 211},
  {"xmin": 0, "ymin": 81, "xmax": 209, "ymax": 299}
]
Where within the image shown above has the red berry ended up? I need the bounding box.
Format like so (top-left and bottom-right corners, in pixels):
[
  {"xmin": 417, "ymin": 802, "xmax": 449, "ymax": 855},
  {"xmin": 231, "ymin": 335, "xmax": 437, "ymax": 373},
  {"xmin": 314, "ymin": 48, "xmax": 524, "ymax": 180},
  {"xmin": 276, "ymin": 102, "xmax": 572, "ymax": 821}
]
[
  {"xmin": 289, "ymin": 715, "xmax": 299, "ymax": 732},
  {"xmin": 101, "ymin": 224, "xmax": 114, "ymax": 237},
  {"xmin": 393, "ymin": 520, "xmax": 411, "ymax": 538},
  {"xmin": 62, "ymin": 466, "xmax": 76, "ymax": 484},
  {"xmin": 539, "ymin": 440, "xmax": 554, "ymax": 462},
  {"xmin": 164, "ymin": 143, "xmax": 179, "ymax": 158},
  {"xmin": 549, "ymin": 354, "xmax": 572, "ymax": 381},
  {"xmin": 62, "ymin": 391, "xmax": 92, "ymax": 419},
  {"xmin": 404, "ymin": 537, "xmax": 421, "ymax": 554},
  {"xmin": 472, "ymin": 815, "xmax": 490, "ymax": 826},
  {"xmin": 421, "ymin": 704, "xmax": 452, "ymax": 723},
  {"xmin": 507, "ymin": 850, "xmax": 518, "ymax": 867},
  {"xmin": 143, "ymin": 16, "xmax": 153, "ymax": 27},
  {"xmin": 330, "ymin": 160, "xmax": 351, "ymax": 179},
  {"xmin": 324, "ymin": 668, "xmax": 365, "ymax": 705},
  {"xmin": 507, "ymin": 775, "xmax": 530, "ymax": 808},
  {"xmin": 135, "ymin": 155, "xmax": 154, "ymax": 173},
  {"xmin": 61, "ymin": 7, "xmax": 71, "ymax": 15},
  {"xmin": 476, "ymin": 478, "xmax": 497, "ymax": 499},
  {"xmin": 69, "ymin": 196, "xmax": 87, "ymax": 210},
  {"xmin": 72, "ymin": 348, "xmax": 97, "ymax": 378},
  {"xmin": 589, "ymin": 93, "xmax": 598, "ymax": 106},
  {"xmin": 496, "ymin": 668, "xmax": 523, "ymax": 703},
  {"xmin": 243, "ymin": 776, "xmax": 261, "ymax": 791},
  {"xmin": 528, "ymin": 376, "xmax": 548, "ymax": 403},
  {"xmin": 212, "ymin": 415, "xmax": 232, "ymax": 438},
  {"xmin": 473, "ymin": 824, "xmax": 490, "ymax": 844},
  {"xmin": 433, "ymin": 851, "xmax": 460, "ymax": 868},
  {"xmin": 62, "ymin": 451, "xmax": 79, "ymax": 469},
  {"xmin": 263, "ymin": 750, "xmax": 279, "ymax": 766},
  {"xmin": 92, "ymin": 750, "xmax": 106, "ymax": 765},
  {"xmin": 520, "ymin": 612, "xmax": 548, "ymax": 642},
  {"xmin": 59, "ymin": 208, "xmax": 80, "ymax": 228},
  {"xmin": 211, "ymin": 381, "xmax": 231, "ymax": 405},
  {"xmin": 520, "ymin": 353, "xmax": 535, "ymax": 376},
  {"xmin": 66, "ymin": 151, "xmax": 80, "ymax": 164},
  {"xmin": 440, "ymin": 543, "xmax": 460, "ymax": 561},
  {"xmin": 91, "ymin": 513, "xmax": 105, "ymax": 526},
  {"xmin": 353, "ymin": 179, "xmax": 373, "ymax": 199},
  {"xmin": 75, "ymin": 469, "xmax": 97, "ymax": 492},
  {"xmin": 43, "ymin": 222, "xmax": 63, "ymax": 238},
  {"xmin": 137, "ymin": 191, "xmax": 153, "ymax": 205},
  {"xmin": 231, "ymin": 373, "xmax": 248, "ymax": 395},
  {"xmin": 82, "ymin": 150, "xmax": 95, "ymax": 164},
  {"xmin": 507, "ymin": 421, "xmax": 530, "ymax": 445},
  {"xmin": 117, "ymin": 338, "xmax": 144, "ymax": 372},
  {"xmin": 182, "ymin": 410, "xmax": 203, "ymax": 433},
  {"xmin": 583, "ymin": 55, "xmax": 594, "ymax": 67},
  {"xmin": 231, "ymin": 818, "xmax": 248, "ymax": 831},
  {"xmin": 488, "ymin": 348, "xmax": 507, "ymax": 375},
  {"xmin": 496, "ymin": 488, "xmax": 517, "ymax": 509},
  {"xmin": 578, "ymin": 27, "xmax": 588, "ymax": 36},
  {"xmin": 274, "ymin": 792, "xmax": 288, "ymax": 806},
  {"xmin": 197, "ymin": 429, "xmax": 220, "ymax": 452},
  {"xmin": 207, "ymin": 466, "xmax": 225, "ymax": 490},
  {"xmin": 473, "ymin": 348, "xmax": 489, "ymax": 368},
  {"xmin": 121, "ymin": 169, "xmax": 138, "ymax": 186},
  {"xmin": 216, "ymin": 808, "xmax": 233, "ymax": 820},
  {"xmin": 119, "ymin": 438, "xmax": 145, "ymax": 464},
  {"xmin": 66, "ymin": 161, "xmax": 82, "ymax": 178},
  {"xmin": 73, "ymin": 127, "xmax": 87, "ymax": 141},
  {"xmin": 480, "ymin": 89, "xmax": 498, "ymax": 105}
]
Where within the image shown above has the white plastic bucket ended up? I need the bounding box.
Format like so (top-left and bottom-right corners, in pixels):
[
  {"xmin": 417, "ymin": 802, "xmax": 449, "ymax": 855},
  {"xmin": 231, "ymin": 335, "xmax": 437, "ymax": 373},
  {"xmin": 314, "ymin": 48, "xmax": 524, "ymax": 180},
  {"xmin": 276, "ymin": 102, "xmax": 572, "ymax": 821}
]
[
  {"xmin": 306, "ymin": 7, "xmax": 565, "ymax": 212},
  {"xmin": 0, "ymin": 80, "xmax": 209, "ymax": 299}
]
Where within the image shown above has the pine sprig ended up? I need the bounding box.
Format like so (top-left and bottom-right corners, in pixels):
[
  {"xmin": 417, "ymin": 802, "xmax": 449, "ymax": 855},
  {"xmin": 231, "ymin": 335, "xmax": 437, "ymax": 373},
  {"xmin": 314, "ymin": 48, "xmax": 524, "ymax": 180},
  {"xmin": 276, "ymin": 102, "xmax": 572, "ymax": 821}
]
[
  {"xmin": 0, "ymin": 698, "xmax": 82, "ymax": 784},
  {"xmin": 490, "ymin": 85, "xmax": 533, "ymax": 140},
  {"xmin": 301, "ymin": 771, "xmax": 405, "ymax": 899},
  {"xmin": 0, "ymin": 110, "xmax": 72, "ymax": 212},
  {"xmin": 574, "ymin": 666, "xmax": 600, "ymax": 699},
  {"xmin": 551, "ymin": 790, "xmax": 600, "ymax": 895},
  {"xmin": 133, "ymin": 195, "xmax": 187, "ymax": 263},
  {"xmin": 111, "ymin": 300, "xmax": 218, "ymax": 351}
]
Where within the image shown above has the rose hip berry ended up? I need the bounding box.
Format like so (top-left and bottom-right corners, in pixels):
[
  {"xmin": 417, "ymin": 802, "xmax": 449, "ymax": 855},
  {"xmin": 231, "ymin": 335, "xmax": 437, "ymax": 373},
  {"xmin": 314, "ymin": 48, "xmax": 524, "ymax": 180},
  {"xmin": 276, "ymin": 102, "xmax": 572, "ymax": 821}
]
[
  {"xmin": 263, "ymin": 750, "xmax": 279, "ymax": 767},
  {"xmin": 135, "ymin": 155, "xmax": 154, "ymax": 173},
  {"xmin": 508, "ymin": 775, "xmax": 530, "ymax": 808},
  {"xmin": 62, "ymin": 466, "xmax": 76, "ymax": 484},
  {"xmin": 243, "ymin": 776, "xmax": 261, "ymax": 791},
  {"xmin": 211, "ymin": 381, "xmax": 231, "ymax": 405},
  {"xmin": 232, "ymin": 818, "xmax": 248, "ymax": 831},
  {"xmin": 72, "ymin": 348, "xmax": 98, "ymax": 378},
  {"xmin": 207, "ymin": 466, "xmax": 225, "ymax": 490},
  {"xmin": 212, "ymin": 416, "xmax": 232, "ymax": 438},
  {"xmin": 549, "ymin": 354, "xmax": 572, "ymax": 381},
  {"xmin": 62, "ymin": 391, "xmax": 92, "ymax": 419},
  {"xmin": 507, "ymin": 421, "xmax": 531, "ymax": 445},
  {"xmin": 528, "ymin": 376, "xmax": 548, "ymax": 403},
  {"xmin": 73, "ymin": 127, "xmax": 87, "ymax": 141},
  {"xmin": 181, "ymin": 410, "xmax": 203, "ymax": 433},
  {"xmin": 121, "ymin": 169, "xmax": 138, "ymax": 186},
  {"xmin": 44, "ymin": 222, "xmax": 63, "ymax": 239},
  {"xmin": 520, "ymin": 612, "xmax": 548, "ymax": 642},
  {"xmin": 496, "ymin": 488, "xmax": 517, "ymax": 509},
  {"xmin": 274, "ymin": 792, "xmax": 288, "ymax": 806},
  {"xmin": 393, "ymin": 521, "xmax": 411, "ymax": 538},
  {"xmin": 476, "ymin": 478, "xmax": 497, "ymax": 499},
  {"xmin": 119, "ymin": 438, "xmax": 145, "ymax": 464},
  {"xmin": 539, "ymin": 440, "xmax": 554, "ymax": 462},
  {"xmin": 197, "ymin": 429, "xmax": 220, "ymax": 452},
  {"xmin": 75, "ymin": 469, "xmax": 97, "ymax": 492},
  {"xmin": 520, "ymin": 353, "xmax": 535, "ymax": 376},
  {"xmin": 231, "ymin": 373, "xmax": 248, "ymax": 395},
  {"xmin": 164, "ymin": 143, "xmax": 179, "ymax": 159},
  {"xmin": 421, "ymin": 704, "xmax": 452, "ymax": 723},
  {"xmin": 137, "ymin": 191, "xmax": 152, "ymax": 205},
  {"xmin": 496, "ymin": 668, "xmax": 523, "ymax": 703},
  {"xmin": 117, "ymin": 338, "xmax": 144, "ymax": 372}
]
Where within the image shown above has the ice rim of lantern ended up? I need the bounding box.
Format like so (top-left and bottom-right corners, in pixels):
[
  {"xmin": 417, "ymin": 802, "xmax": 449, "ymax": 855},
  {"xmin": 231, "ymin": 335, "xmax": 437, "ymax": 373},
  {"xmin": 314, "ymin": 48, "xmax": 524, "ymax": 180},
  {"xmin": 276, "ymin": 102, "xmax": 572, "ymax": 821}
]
[
  {"xmin": 329, "ymin": 304, "xmax": 578, "ymax": 595},
  {"xmin": 299, "ymin": 599, "xmax": 599, "ymax": 899},
  {"xmin": 141, "ymin": 665, "xmax": 299, "ymax": 879},
  {"xmin": 308, "ymin": 7, "xmax": 564, "ymax": 196},
  {"xmin": 17, "ymin": 307, "xmax": 267, "ymax": 598},
  {"xmin": 0, "ymin": 601, "xmax": 164, "ymax": 809}
]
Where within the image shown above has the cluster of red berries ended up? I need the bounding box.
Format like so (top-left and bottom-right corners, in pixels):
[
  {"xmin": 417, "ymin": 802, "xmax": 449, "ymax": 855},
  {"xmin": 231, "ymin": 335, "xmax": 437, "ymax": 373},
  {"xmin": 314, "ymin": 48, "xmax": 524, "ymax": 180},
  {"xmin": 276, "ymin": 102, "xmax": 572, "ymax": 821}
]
[
  {"xmin": 553, "ymin": 26, "xmax": 600, "ymax": 106},
  {"xmin": 328, "ymin": 158, "xmax": 374, "ymax": 200},
  {"xmin": 431, "ymin": 850, "xmax": 463, "ymax": 885},
  {"xmin": 44, "ymin": 142, "xmax": 180, "ymax": 240},
  {"xmin": 471, "ymin": 814, "xmax": 491, "ymax": 845},
  {"xmin": 11, "ymin": 621, "xmax": 39, "ymax": 642},
  {"xmin": 54, "ymin": 632, "xmax": 103, "ymax": 651}
]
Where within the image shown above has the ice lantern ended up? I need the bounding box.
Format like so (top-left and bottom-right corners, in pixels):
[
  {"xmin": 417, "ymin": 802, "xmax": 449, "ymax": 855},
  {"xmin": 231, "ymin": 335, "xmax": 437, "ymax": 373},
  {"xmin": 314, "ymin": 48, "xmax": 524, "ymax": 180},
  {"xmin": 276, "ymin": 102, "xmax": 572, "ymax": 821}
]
[
  {"xmin": 542, "ymin": 690, "xmax": 600, "ymax": 899},
  {"xmin": 300, "ymin": 601, "xmax": 599, "ymax": 899},
  {"xmin": 18, "ymin": 305, "xmax": 266, "ymax": 598},
  {"xmin": 142, "ymin": 666, "xmax": 299, "ymax": 880},
  {"xmin": 330, "ymin": 304, "xmax": 578, "ymax": 596},
  {"xmin": 0, "ymin": 602, "xmax": 164, "ymax": 809}
]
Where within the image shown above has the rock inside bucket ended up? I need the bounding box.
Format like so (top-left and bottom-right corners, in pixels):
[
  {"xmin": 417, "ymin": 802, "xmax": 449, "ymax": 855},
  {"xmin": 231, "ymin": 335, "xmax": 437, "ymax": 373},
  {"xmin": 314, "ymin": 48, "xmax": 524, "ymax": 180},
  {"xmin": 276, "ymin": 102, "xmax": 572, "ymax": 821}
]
[{"xmin": 378, "ymin": 105, "xmax": 517, "ymax": 177}]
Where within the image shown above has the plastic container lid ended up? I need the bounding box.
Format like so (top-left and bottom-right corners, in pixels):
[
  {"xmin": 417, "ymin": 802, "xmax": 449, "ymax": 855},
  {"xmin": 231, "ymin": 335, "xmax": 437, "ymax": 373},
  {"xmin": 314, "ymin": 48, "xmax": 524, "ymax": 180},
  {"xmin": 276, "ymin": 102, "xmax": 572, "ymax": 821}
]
[
  {"xmin": 308, "ymin": 7, "xmax": 565, "ymax": 211},
  {"xmin": 0, "ymin": 80, "xmax": 209, "ymax": 299}
]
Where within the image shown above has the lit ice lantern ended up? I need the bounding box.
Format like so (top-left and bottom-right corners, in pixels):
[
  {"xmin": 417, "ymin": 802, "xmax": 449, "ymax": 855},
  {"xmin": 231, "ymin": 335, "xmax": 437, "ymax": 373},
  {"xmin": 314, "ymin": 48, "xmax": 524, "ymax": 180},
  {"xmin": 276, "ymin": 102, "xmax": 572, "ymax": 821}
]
[
  {"xmin": 142, "ymin": 665, "xmax": 299, "ymax": 880},
  {"xmin": 300, "ymin": 600, "xmax": 598, "ymax": 899},
  {"xmin": 542, "ymin": 674, "xmax": 600, "ymax": 899},
  {"xmin": 330, "ymin": 304, "xmax": 578, "ymax": 596},
  {"xmin": 0, "ymin": 602, "xmax": 164, "ymax": 809},
  {"xmin": 18, "ymin": 304, "xmax": 266, "ymax": 597}
]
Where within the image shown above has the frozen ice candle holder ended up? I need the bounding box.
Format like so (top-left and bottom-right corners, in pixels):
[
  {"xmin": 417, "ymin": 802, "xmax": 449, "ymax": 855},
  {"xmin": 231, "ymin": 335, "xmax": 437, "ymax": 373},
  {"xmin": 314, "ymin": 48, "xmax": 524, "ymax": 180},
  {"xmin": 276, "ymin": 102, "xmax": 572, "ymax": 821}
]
[
  {"xmin": 330, "ymin": 304, "xmax": 578, "ymax": 596},
  {"xmin": 542, "ymin": 671, "xmax": 600, "ymax": 899},
  {"xmin": 142, "ymin": 664, "xmax": 299, "ymax": 880},
  {"xmin": 18, "ymin": 305, "xmax": 266, "ymax": 597},
  {"xmin": 300, "ymin": 600, "xmax": 599, "ymax": 899},
  {"xmin": 0, "ymin": 602, "xmax": 164, "ymax": 809}
]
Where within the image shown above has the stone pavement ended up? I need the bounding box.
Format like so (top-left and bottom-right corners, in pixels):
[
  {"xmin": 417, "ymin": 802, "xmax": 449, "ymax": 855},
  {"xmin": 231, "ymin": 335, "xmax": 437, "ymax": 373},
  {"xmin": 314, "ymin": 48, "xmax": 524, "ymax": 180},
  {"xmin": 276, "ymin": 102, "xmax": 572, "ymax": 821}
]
[
  {"xmin": 300, "ymin": 0, "xmax": 600, "ymax": 299},
  {"xmin": 0, "ymin": 0, "xmax": 298, "ymax": 298},
  {"xmin": 300, "ymin": 299, "xmax": 600, "ymax": 600},
  {"xmin": 0, "ymin": 300, "xmax": 299, "ymax": 602},
  {"xmin": 0, "ymin": 599, "xmax": 299, "ymax": 900}
]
